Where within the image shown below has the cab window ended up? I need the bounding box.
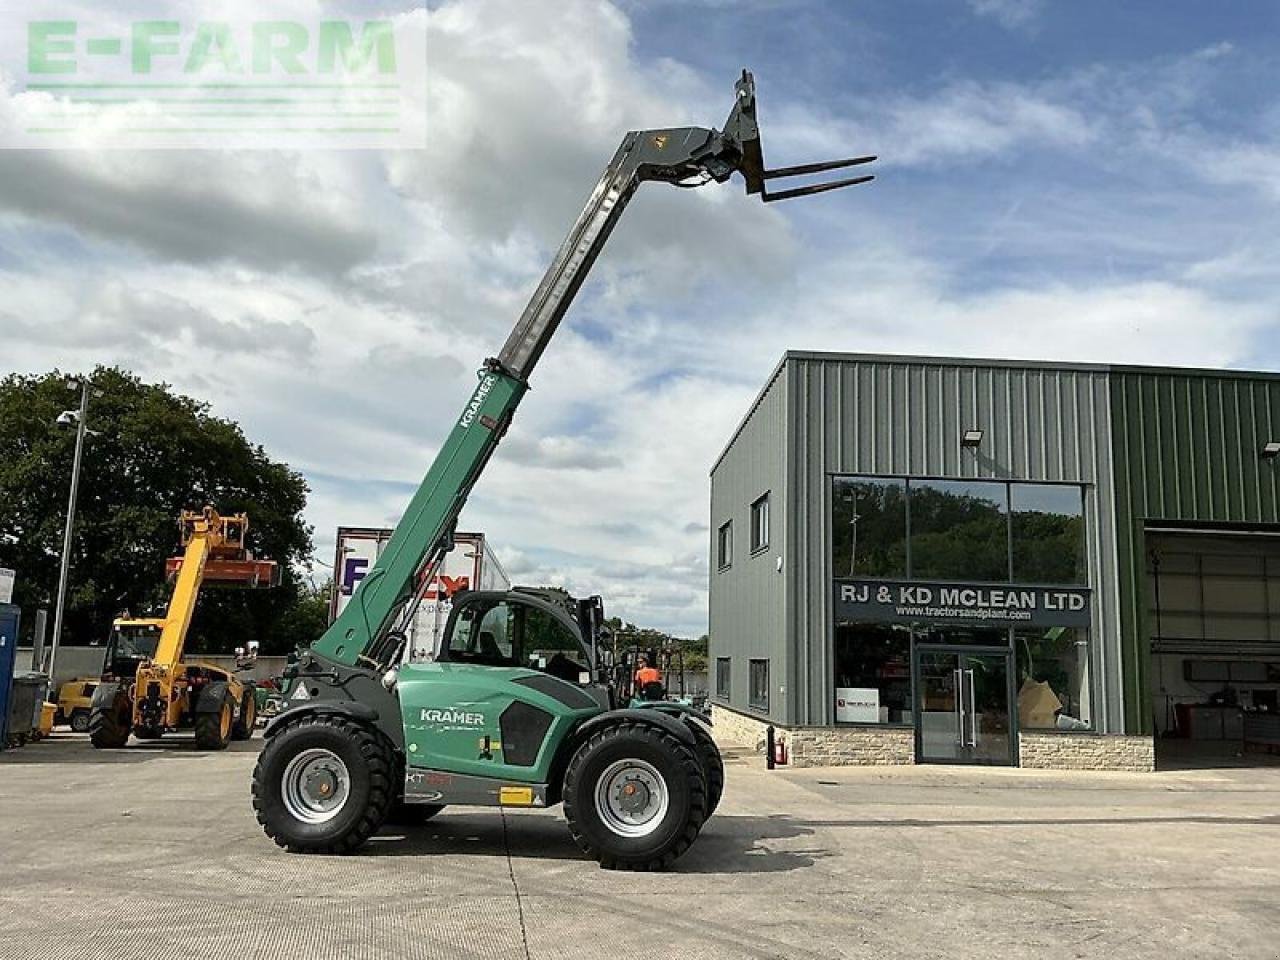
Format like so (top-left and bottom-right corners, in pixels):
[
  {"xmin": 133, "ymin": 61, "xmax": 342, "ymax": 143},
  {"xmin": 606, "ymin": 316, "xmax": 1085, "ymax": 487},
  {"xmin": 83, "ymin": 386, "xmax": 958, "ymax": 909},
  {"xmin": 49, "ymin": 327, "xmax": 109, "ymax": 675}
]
[
  {"xmin": 447, "ymin": 599, "xmax": 584, "ymax": 669},
  {"xmin": 523, "ymin": 606, "xmax": 582, "ymax": 664},
  {"xmin": 448, "ymin": 600, "xmax": 517, "ymax": 665}
]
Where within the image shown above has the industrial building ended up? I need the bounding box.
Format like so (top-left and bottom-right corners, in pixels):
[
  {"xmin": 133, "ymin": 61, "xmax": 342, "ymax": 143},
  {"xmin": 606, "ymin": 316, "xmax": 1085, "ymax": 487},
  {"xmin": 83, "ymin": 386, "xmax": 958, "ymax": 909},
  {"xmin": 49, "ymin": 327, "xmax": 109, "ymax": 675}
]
[{"xmin": 709, "ymin": 352, "xmax": 1280, "ymax": 770}]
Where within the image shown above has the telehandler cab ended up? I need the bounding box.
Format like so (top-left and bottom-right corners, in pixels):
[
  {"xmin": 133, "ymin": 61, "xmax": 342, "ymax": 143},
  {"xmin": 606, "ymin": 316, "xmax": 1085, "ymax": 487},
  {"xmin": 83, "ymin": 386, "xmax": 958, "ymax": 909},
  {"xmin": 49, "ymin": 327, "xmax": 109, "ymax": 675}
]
[{"xmin": 253, "ymin": 71, "xmax": 873, "ymax": 869}]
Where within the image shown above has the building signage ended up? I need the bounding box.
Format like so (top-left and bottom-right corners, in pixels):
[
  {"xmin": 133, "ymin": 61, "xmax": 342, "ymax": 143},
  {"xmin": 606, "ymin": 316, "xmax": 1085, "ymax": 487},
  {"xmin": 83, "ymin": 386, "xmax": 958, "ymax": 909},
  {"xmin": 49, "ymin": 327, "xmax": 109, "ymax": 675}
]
[
  {"xmin": 834, "ymin": 579, "xmax": 1090, "ymax": 628},
  {"xmin": 836, "ymin": 687, "xmax": 880, "ymax": 723},
  {"xmin": 0, "ymin": 568, "xmax": 13, "ymax": 604}
]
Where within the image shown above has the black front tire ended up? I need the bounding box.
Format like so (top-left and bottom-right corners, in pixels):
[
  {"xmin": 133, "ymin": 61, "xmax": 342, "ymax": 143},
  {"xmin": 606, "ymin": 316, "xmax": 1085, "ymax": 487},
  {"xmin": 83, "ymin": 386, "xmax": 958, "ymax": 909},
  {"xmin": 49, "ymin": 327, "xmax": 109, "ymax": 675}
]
[
  {"xmin": 252, "ymin": 715, "xmax": 394, "ymax": 854},
  {"xmin": 687, "ymin": 721, "xmax": 724, "ymax": 818},
  {"xmin": 88, "ymin": 688, "xmax": 131, "ymax": 749},
  {"xmin": 194, "ymin": 684, "xmax": 234, "ymax": 750},
  {"xmin": 231, "ymin": 687, "xmax": 256, "ymax": 741},
  {"xmin": 563, "ymin": 720, "xmax": 707, "ymax": 871},
  {"xmin": 69, "ymin": 709, "xmax": 92, "ymax": 733}
]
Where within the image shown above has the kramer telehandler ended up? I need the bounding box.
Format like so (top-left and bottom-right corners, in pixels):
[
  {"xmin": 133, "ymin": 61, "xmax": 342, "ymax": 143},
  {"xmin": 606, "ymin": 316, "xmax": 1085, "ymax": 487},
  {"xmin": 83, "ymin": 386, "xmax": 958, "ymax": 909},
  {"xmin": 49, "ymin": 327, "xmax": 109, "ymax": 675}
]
[
  {"xmin": 89, "ymin": 507, "xmax": 279, "ymax": 749},
  {"xmin": 253, "ymin": 71, "xmax": 873, "ymax": 869}
]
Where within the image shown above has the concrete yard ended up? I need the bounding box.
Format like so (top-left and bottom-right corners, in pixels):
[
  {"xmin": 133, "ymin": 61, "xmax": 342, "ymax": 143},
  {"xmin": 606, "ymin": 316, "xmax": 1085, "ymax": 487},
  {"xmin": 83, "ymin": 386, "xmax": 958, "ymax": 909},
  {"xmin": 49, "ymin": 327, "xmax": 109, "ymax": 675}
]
[{"xmin": 1, "ymin": 734, "xmax": 1278, "ymax": 960}]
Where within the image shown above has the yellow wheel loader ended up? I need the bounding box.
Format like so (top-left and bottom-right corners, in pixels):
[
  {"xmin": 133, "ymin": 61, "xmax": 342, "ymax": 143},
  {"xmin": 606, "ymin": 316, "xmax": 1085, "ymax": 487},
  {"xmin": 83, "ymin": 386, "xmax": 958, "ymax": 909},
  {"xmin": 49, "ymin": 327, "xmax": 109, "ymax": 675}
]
[
  {"xmin": 89, "ymin": 507, "xmax": 279, "ymax": 750},
  {"xmin": 54, "ymin": 678, "xmax": 99, "ymax": 732}
]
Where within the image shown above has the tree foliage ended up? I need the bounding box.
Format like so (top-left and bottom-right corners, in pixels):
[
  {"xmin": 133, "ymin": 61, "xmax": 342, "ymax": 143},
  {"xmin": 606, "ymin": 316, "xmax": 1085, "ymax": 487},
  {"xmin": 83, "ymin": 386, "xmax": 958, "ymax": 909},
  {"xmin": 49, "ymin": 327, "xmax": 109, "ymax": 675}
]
[
  {"xmin": 0, "ymin": 367, "xmax": 313, "ymax": 655},
  {"xmin": 603, "ymin": 616, "xmax": 708, "ymax": 673}
]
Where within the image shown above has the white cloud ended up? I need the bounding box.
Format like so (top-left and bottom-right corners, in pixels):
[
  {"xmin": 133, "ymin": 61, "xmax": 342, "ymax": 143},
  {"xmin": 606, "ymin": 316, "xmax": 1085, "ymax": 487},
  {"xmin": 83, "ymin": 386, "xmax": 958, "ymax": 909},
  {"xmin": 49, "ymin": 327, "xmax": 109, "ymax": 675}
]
[
  {"xmin": 2, "ymin": 1, "xmax": 1279, "ymax": 636},
  {"xmin": 967, "ymin": 0, "xmax": 1044, "ymax": 30}
]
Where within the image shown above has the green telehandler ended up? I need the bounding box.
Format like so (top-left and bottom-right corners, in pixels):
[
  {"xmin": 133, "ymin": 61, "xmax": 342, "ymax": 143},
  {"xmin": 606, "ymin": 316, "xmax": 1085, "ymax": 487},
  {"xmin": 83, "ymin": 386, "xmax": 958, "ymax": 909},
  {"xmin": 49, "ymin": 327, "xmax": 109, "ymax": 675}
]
[{"xmin": 252, "ymin": 71, "xmax": 873, "ymax": 870}]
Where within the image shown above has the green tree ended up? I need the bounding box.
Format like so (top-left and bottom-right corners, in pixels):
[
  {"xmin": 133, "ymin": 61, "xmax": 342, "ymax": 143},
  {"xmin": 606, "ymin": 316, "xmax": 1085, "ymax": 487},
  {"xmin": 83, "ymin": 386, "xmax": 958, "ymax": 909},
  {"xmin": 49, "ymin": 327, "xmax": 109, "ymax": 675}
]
[
  {"xmin": 271, "ymin": 578, "xmax": 333, "ymax": 653},
  {"xmin": 0, "ymin": 367, "xmax": 313, "ymax": 655}
]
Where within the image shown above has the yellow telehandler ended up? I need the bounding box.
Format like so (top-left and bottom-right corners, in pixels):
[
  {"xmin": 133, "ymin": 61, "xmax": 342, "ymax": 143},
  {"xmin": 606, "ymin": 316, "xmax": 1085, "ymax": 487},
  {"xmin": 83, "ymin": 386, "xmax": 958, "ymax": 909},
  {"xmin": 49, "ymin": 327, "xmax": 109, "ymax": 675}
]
[{"xmin": 89, "ymin": 507, "xmax": 279, "ymax": 750}]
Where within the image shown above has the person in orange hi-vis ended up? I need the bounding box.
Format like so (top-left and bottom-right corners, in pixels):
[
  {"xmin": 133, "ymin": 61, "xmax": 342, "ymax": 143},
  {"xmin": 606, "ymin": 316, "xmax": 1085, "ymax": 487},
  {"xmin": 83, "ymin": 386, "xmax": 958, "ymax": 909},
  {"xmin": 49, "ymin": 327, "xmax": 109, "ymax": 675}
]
[{"xmin": 634, "ymin": 655, "xmax": 662, "ymax": 692}]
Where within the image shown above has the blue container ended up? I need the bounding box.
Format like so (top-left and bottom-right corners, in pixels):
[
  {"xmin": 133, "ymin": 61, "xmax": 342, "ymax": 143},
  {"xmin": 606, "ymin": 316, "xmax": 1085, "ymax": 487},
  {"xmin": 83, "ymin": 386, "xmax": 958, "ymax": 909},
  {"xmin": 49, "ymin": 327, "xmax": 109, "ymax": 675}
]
[{"xmin": 0, "ymin": 604, "xmax": 20, "ymax": 745}]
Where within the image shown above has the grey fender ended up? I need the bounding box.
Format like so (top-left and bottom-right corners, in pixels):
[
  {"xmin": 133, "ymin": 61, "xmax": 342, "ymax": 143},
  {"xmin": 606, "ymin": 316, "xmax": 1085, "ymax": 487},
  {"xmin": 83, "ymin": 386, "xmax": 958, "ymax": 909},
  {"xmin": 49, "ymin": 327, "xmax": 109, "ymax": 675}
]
[
  {"xmin": 263, "ymin": 700, "xmax": 380, "ymax": 738},
  {"xmin": 631, "ymin": 700, "xmax": 711, "ymax": 728},
  {"xmin": 575, "ymin": 707, "xmax": 697, "ymax": 748}
]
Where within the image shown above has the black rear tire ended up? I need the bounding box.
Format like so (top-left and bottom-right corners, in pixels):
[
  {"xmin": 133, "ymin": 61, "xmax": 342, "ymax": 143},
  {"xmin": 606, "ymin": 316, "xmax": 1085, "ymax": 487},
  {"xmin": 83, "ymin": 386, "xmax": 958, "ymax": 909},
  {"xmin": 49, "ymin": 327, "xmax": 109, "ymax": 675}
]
[
  {"xmin": 231, "ymin": 687, "xmax": 256, "ymax": 741},
  {"xmin": 88, "ymin": 688, "xmax": 131, "ymax": 749},
  {"xmin": 387, "ymin": 801, "xmax": 445, "ymax": 826},
  {"xmin": 252, "ymin": 715, "xmax": 394, "ymax": 854},
  {"xmin": 563, "ymin": 720, "xmax": 707, "ymax": 871},
  {"xmin": 687, "ymin": 720, "xmax": 724, "ymax": 818},
  {"xmin": 194, "ymin": 684, "xmax": 234, "ymax": 750}
]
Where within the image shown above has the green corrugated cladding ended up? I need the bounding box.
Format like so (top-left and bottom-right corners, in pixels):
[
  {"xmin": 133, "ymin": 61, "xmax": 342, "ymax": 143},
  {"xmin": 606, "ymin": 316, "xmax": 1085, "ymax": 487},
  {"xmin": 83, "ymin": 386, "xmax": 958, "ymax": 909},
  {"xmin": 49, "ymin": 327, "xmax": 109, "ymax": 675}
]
[{"xmin": 1110, "ymin": 370, "xmax": 1280, "ymax": 733}]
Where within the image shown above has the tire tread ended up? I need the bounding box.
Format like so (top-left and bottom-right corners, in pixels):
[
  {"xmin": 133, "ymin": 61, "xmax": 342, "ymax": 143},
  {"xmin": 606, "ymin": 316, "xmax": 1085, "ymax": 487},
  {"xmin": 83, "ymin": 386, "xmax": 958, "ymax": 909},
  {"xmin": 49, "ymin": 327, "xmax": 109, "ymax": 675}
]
[
  {"xmin": 562, "ymin": 719, "xmax": 706, "ymax": 871},
  {"xmin": 88, "ymin": 690, "xmax": 130, "ymax": 749},
  {"xmin": 251, "ymin": 714, "xmax": 394, "ymax": 855}
]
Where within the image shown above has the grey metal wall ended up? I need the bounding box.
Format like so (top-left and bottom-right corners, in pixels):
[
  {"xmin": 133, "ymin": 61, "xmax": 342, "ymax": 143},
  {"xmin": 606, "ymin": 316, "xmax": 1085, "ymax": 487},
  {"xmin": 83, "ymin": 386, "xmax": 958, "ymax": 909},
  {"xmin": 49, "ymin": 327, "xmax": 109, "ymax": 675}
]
[
  {"xmin": 781, "ymin": 353, "xmax": 1125, "ymax": 731},
  {"xmin": 709, "ymin": 362, "xmax": 790, "ymax": 723}
]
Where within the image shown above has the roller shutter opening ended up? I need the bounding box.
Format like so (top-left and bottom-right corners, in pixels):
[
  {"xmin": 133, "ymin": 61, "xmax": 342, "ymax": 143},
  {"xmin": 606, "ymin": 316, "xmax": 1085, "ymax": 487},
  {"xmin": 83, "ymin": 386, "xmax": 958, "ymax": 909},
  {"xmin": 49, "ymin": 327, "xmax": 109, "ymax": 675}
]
[{"xmin": 1147, "ymin": 526, "xmax": 1280, "ymax": 768}]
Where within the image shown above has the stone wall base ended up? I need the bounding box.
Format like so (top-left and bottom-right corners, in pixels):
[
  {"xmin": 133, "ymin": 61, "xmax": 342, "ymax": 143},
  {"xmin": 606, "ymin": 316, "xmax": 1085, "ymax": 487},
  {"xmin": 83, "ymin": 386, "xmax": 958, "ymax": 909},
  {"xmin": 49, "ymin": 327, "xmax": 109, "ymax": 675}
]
[
  {"xmin": 710, "ymin": 704, "xmax": 913, "ymax": 767},
  {"xmin": 1018, "ymin": 731, "xmax": 1155, "ymax": 772},
  {"xmin": 711, "ymin": 705, "xmax": 1155, "ymax": 772}
]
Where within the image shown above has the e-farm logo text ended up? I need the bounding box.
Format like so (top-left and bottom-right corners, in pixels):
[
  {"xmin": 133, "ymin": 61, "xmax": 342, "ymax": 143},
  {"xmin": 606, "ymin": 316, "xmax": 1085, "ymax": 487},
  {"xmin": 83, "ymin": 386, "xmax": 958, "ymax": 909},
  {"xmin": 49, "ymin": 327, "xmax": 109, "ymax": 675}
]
[{"xmin": 6, "ymin": 8, "xmax": 427, "ymax": 149}]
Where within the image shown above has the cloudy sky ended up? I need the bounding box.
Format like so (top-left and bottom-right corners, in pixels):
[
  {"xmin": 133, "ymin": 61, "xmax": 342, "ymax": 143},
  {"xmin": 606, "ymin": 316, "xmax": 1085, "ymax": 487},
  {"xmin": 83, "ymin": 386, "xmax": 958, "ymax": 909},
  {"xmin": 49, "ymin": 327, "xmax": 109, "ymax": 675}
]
[{"xmin": 3, "ymin": 0, "xmax": 1279, "ymax": 635}]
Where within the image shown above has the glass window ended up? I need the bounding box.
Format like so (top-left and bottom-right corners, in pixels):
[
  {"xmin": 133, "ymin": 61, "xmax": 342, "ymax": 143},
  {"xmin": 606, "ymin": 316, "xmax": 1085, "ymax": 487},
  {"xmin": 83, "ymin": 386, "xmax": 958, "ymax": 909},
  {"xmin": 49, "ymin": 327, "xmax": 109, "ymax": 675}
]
[
  {"xmin": 715, "ymin": 657, "xmax": 731, "ymax": 700},
  {"xmin": 448, "ymin": 599, "xmax": 516, "ymax": 665},
  {"xmin": 834, "ymin": 622, "xmax": 913, "ymax": 724},
  {"xmin": 522, "ymin": 606, "xmax": 583, "ymax": 660},
  {"xmin": 918, "ymin": 624, "xmax": 1011, "ymax": 648},
  {"xmin": 1010, "ymin": 483, "xmax": 1086, "ymax": 585},
  {"xmin": 909, "ymin": 479, "xmax": 1009, "ymax": 582},
  {"xmin": 112, "ymin": 624, "xmax": 161, "ymax": 660},
  {"xmin": 832, "ymin": 476, "xmax": 907, "ymax": 578},
  {"xmin": 1015, "ymin": 627, "xmax": 1091, "ymax": 730},
  {"xmin": 717, "ymin": 521, "xmax": 732, "ymax": 571},
  {"xmin": 751, "ymin": 493, "xmax": 770, "ymax": 552},
  {"xmin": 749, "ymin": 659, "xmax": 769, "ymax": 711}
]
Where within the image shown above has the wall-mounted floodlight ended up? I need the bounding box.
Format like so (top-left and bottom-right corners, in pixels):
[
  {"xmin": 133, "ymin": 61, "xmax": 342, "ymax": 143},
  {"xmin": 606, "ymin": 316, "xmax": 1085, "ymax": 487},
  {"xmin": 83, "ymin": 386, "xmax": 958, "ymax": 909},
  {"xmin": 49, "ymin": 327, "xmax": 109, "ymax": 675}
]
[
  {"xmin": 1261, "ymin": 441, "xmax": 1280, "ymax": 460},
  {"xmin": 961, "ymin": 429, "xmax": 985, "ymax": 448}
]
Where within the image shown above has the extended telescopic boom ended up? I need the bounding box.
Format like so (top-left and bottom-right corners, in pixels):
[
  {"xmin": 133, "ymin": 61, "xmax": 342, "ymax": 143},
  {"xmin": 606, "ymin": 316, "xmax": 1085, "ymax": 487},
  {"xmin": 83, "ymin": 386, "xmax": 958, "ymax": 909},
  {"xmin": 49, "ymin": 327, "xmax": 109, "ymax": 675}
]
[{"xmin": 311, "ymin": 70, "xmax": 875, "ymax": 668}]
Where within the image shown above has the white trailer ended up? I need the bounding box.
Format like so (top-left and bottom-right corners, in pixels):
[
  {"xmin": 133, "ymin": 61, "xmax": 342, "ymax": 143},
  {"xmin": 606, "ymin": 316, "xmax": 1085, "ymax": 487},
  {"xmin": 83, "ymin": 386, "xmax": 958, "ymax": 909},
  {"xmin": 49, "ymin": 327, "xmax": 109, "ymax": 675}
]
[{"xmin": 329, "ymin": 527, "xmax": 510, "ymax": 662}]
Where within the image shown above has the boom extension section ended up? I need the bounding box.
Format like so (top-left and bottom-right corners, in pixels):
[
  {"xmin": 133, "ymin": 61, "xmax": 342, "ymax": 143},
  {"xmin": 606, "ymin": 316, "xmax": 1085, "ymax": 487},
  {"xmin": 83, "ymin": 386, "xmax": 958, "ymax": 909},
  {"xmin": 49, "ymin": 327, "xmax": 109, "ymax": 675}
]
[{"xmin": 311, "ymin": 70, "xmax": 875, "ymax": 669}]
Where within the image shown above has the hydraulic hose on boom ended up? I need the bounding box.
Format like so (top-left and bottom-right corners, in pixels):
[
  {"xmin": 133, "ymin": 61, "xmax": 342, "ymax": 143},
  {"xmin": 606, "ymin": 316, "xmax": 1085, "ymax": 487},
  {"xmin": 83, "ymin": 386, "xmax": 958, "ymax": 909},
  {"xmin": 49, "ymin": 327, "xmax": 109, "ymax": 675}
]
[{"xmin": 311, "ymin": 70, "xmax": 875, "ymax": 669}]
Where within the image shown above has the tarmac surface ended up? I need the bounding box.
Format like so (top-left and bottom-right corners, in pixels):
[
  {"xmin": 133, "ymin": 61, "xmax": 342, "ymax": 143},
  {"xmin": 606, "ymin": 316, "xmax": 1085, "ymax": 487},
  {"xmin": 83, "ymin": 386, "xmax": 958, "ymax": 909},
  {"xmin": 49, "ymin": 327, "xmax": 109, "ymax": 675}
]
[{"xmin": 2, "ymin": 732, "xmax": 1278, "ymax": 959}]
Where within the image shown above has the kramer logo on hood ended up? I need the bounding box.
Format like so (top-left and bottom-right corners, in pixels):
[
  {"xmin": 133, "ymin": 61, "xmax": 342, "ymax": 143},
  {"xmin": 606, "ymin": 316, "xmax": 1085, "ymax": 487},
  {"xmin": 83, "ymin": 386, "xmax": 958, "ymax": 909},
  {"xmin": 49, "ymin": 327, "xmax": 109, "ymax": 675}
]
[{"xmin": 421, "ymin": 708, "xmax": 484, "ymax": 726}]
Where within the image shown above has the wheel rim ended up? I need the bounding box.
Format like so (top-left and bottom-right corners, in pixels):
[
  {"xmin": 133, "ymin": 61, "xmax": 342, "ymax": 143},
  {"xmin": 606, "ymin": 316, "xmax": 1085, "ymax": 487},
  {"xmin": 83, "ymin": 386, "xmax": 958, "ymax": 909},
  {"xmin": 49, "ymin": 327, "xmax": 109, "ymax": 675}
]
[
  {"xmin": 593, "ymin": 758, "xmax": 669, "ymax": 838},
  {"xmin": 281, "ymin": 748, "xmax": 351, "ymax": 824},
  {"xmin": 219, "ymin": 704, "xmax": 232, "ymax": 739},
  {"xmin": 244, "ymin": 695, "xmax": 256, "ymax": 728}
]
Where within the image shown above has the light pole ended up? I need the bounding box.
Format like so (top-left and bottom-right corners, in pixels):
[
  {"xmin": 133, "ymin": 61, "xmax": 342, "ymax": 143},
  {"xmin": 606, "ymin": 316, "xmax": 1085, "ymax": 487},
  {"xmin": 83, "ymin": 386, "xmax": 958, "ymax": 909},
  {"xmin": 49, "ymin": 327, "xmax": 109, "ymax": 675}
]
[
  {"xmin": 48, "ymin": 378, "xmax": 94, "ymax": 689},
  {"xmin": 843, "ymin": 489, "xmax": 860, "ymax": 575}
]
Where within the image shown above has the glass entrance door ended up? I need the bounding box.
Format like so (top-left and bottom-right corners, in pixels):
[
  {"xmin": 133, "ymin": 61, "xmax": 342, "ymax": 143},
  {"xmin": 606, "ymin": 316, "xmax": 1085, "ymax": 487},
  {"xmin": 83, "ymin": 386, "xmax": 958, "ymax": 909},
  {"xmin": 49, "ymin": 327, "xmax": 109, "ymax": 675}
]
[{"xmin": 915, "ymin": 647, "xmax": 1014, "ymax": 765}]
